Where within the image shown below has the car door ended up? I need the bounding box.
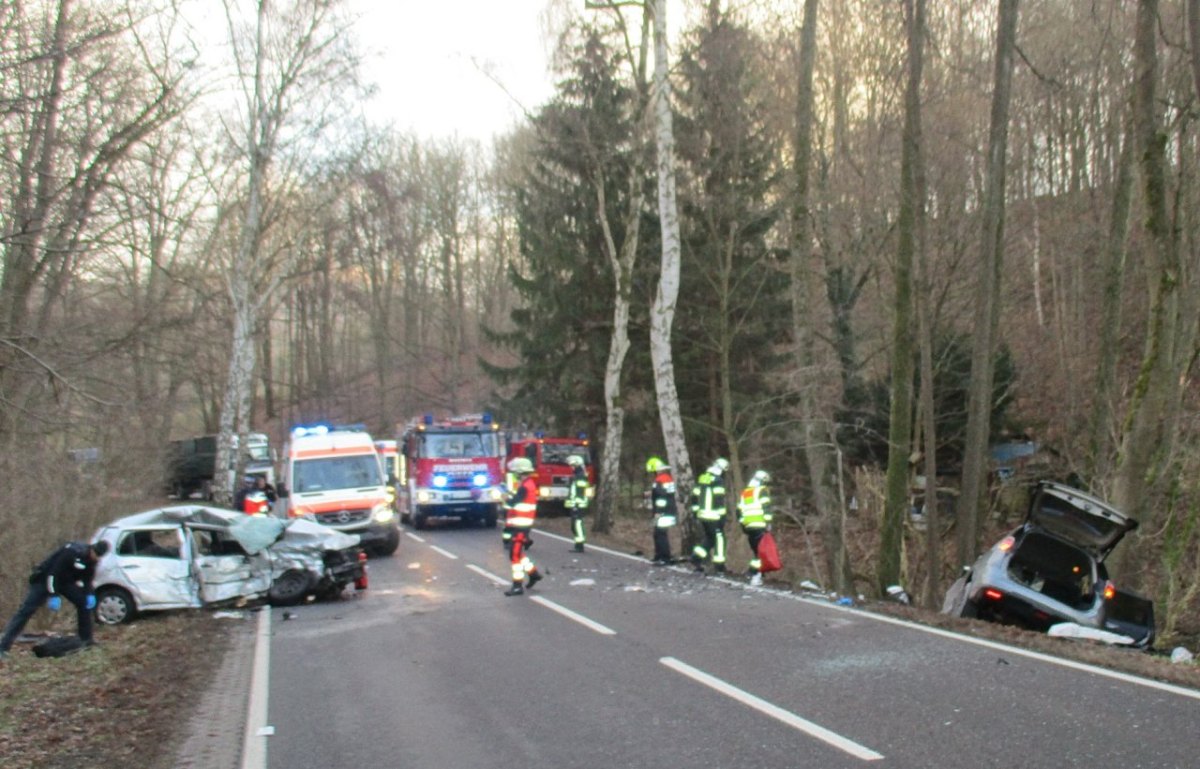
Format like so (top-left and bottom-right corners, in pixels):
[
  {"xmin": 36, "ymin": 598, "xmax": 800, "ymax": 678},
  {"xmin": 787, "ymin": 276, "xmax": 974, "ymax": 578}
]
[
  {"xmin": 112, "ymin": 526, "xmax": 197, "ymax": 609},
  {"xmin": 188, "ymin": 526, "xmax": 272, "ymax": 604}
]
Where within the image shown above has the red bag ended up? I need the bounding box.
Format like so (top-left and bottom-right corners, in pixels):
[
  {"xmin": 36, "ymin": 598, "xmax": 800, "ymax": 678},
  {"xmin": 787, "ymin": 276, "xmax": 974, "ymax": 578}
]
[{"xmin": 758, "ymin": 531, "xmax": 782, "ymax": 573}]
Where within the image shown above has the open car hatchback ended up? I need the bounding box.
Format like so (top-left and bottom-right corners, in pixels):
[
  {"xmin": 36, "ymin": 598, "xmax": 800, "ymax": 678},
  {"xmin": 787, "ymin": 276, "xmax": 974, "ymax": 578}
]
[{"xmin": 942, "ymin": 481, "xmax": 1154, "ymax": 647}]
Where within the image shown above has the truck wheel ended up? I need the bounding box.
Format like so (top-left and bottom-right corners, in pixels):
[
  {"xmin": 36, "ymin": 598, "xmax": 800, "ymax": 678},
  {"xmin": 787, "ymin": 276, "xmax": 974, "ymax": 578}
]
[
  {"xmin": 269, "ymin": 569, "xmax": 312, "ymax": 606},
  {"xmin": 413, "ymin": 511, "xmax": 428, "ymax": 530}
]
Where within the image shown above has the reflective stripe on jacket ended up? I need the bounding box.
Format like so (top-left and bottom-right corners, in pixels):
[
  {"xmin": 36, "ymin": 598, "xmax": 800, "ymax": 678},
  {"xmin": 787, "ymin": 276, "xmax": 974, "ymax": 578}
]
[
  {"xmin": 690, "ymin": 472, "xmax": 727, "ymax": 521},
  {"xmin": 737, "ymin": 484, "xmax": 772, "ymax": 529},
  {"xmin": 505, "ymin": 477, "xmax": 539, "ymax": 528}
]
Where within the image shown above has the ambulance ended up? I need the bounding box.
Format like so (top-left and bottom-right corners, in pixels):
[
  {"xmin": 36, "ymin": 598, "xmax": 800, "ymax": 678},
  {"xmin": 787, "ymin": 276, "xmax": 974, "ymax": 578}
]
[{"xmin": 277, "ymin": 425, "xmax": 400, "ymax": 556}]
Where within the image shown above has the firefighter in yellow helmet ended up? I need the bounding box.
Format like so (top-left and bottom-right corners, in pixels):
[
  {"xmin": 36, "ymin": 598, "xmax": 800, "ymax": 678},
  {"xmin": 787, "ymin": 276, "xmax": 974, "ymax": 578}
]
[
  {"xmin": 737, "ymin": 469, "xmax": 773, "ymax": 586},
  {"xmin": 564, "ymin": 454, "xmax": 591, "ymax": 553},
  {"xmin": 645, "ymin": 456, "xmax": 677, "ymax": 565},
  {"xmin": 503, "ymin": 457, "xmax": 543, "ymax": 596}
]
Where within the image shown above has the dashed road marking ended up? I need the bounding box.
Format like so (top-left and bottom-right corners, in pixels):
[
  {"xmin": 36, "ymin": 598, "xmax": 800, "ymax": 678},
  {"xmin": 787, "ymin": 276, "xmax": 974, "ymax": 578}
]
[
  {"xmin": 429, "ymin": 545, "xmax": 458, "ymax": 560},
  {"xmin": 660, "ymin": 656, "xmax": 884, "ymax": 761},
  {"xmin": 529, "ymin": 595, "xmax": 616, "ymax": 635}
]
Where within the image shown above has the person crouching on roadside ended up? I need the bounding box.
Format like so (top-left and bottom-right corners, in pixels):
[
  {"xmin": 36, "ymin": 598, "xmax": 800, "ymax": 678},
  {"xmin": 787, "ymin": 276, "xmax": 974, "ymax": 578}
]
[{"xmin": 0, "ymin": 539, "xmax": 110, "ymax": 659}]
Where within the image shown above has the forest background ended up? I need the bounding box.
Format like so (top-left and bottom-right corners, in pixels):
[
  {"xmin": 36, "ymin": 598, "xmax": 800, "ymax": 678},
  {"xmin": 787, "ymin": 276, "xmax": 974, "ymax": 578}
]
[{"xmin": 2, "ymin": 0, "xmax": 1199, "ymax": 646}]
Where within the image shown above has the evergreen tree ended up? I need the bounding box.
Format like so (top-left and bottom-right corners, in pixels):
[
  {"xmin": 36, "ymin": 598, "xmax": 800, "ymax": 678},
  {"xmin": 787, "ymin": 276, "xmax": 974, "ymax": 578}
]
[{"xmin": 672, "ymin": 8, "xmax": 788, "ymax": 467}]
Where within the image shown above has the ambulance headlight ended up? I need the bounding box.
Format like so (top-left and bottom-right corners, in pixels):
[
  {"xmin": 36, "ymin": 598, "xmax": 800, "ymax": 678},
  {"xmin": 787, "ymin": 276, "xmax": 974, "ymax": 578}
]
[{"xmin": 372, "ymin": 504, "xmax": 394, "ymax": 524}]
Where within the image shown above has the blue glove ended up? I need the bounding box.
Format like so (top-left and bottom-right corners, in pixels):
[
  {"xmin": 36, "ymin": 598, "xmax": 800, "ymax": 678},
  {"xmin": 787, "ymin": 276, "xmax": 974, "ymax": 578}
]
[
  {"xmin": 86, "ymin": 594, "xmax": 97, "ymax": 610},
  {"xmin": 47, "ymin": 595, "xmax": 62, "ymax": 612}
]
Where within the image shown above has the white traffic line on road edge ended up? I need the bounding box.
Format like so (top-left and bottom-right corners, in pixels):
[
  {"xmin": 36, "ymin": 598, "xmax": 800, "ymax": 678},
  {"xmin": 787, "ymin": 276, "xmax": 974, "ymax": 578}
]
[
  {"xmin": 660, "ymin": 657, "xmax": 884, "ymax": 762},
  {"xmin": 241, "ymin": 608, "xmax": 272, "ymax": 769},
  {"xmin": 466, "ymin": 563, "xmax": 510, "ymax": 586},
  {"xmin": 429, "ymin": 545, "xmax": 458, "ymax": 560},
  {"xmin": 529, "ymin": 595, "xmax": 617, "ymax": 635},
  {"xmin": 532, "ymin": 528, "xmax": 651, "ymax": 563},
  {"xmin": 405, "ymin": 532, "xmax": 426, "ymax": 543}
]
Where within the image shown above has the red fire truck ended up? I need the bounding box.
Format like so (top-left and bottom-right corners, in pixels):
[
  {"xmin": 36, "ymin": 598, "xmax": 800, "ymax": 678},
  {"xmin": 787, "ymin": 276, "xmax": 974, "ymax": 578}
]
[
  {"xmin": 396, "ymin": 413, "xmax": 507, "ymax": 530},
  {"xmin": 506, "ymin": 433, "xmax": 596, "ymax": 513}
]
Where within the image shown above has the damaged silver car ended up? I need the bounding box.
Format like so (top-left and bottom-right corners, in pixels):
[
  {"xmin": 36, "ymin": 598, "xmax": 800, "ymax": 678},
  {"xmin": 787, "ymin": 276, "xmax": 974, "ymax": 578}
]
[
  {"xmin": 90, "ymin": 505, "xmax": 366, "ymax": 625},
  {"xmin": 942, "ymin": 481, "xmax": 1154, "ymax": 647}
]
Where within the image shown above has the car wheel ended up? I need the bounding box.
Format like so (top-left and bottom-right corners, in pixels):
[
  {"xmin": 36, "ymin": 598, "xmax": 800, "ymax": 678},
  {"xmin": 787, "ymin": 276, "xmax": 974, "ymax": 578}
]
[
  {"xmin": 314, "ymin": 581, "xmax": 346, "ymax": 602},
  {"xmin": 269, "ymin": 569, "xmax": 312, "ymax": 607},
  {"xmin": 95, "ymin": 586, "xmax": 135, "ymax": 625},
  {"xmin": 372, "ymin": 529, "xmax": 400, "ymax": 557}
]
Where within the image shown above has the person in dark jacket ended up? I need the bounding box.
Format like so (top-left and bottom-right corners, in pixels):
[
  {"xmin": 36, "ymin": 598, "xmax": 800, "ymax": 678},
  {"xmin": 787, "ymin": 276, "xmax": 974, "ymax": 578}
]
[
  {"xmin": 645, "ymin": 456, "xmax": 677, "ymax": 565},
  {"xmin": 0, "ymin": 540, "xmax": 110, "ymax": 658}
]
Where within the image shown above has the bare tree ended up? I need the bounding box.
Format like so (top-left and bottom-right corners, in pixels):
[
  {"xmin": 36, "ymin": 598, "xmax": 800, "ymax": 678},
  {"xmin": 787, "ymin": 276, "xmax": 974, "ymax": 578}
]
[
  {"xmin": 648, "ymin": 0, "xmax": 694, "ymax": 514},
  {"xmin": 212, "ymin": 0, "xmax": 359, "ymax": 504},
  {"xmin": 955, "ymin": 0, "xmax": 1019, "ymax": 568}
]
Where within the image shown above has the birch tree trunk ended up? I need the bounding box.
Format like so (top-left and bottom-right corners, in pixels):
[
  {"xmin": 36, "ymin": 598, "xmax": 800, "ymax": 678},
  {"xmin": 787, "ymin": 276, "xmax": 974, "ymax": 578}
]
[
  {"xmin": 956, "ymin": 0, "xmax": 1019, "ymax": 567},
  {"xmin": 649, "ymin": 0, "xmax": 694, "ymax": 513}
]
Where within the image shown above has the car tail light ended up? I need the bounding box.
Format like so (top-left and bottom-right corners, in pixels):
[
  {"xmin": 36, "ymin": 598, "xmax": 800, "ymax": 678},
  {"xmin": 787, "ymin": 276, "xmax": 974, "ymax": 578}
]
[
  {"xmin": 983, "ymin": 588, "xmax": 1004, "ymax": 601},
  {"xmin": 997, "ymin": 536, "xmax": 1015, "ymax": 552},
  {"xmin": 1103, "ymin": 583, "xmax": 1116, "ymax": 600}
]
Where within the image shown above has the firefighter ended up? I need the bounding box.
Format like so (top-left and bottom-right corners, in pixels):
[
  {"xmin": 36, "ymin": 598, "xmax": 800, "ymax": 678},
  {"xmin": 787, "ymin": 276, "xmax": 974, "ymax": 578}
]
[
  {"xmin": 690, "ymin": 458, "xmax": 729, "ymax": 574},
  {"xmin": 501, "ymin": 464, "xmax": 520, "ymax": 552},
  {"xmin": 737, "ymin": 469, "xmax": 773, "ymax": 586},
  {"xmin": 645, "ymin": 456, "xmax": 677, "ymax": 565},
  {"xmin": 503, "ymin": 457, "xmax": 543, "ymax": 596},
  {"xmin": 564, "ymin": 454, "xmax": 591, "ymax": 553},
  {"xmin": 1, "ymin": 540, "xmax": 110, "ymax": 659}
]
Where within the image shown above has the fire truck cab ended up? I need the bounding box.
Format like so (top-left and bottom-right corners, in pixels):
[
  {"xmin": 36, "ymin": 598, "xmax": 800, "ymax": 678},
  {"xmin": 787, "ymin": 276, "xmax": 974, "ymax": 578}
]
[
  {"xmin": 397, "ymin": 413, "xmax": 507, "ymax": 530},
  {"xmin": 506, "ymin": 434, "xmax": 595, "ymax": 513},
  {"xmin": 277, "ymin": 425, "xmax": 401, "ymax": 556}
]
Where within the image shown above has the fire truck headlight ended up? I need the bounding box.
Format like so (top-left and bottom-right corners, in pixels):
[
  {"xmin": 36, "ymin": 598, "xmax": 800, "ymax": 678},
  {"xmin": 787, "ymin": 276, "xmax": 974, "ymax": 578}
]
[
  {"xmin": 417, "ymin": 490, "xmax": 434, "ymax": 503},
  {"xmin": 472, "ymin": 473, "xmax": 488, "ymax": 487},
  {"xmin": 539, "ymin": 486, "xmax": 551, "ymax": 497},
  {"xmin": 488, "ymin": 488, "xmax": 503, "ymax": 501},
  {"xmin": 372, "ymin": 504, "xmax": 394, "ymax": 524},
  {"xmin": 433, "ymin": 475, "xmax": 448, "ymax": 488}
]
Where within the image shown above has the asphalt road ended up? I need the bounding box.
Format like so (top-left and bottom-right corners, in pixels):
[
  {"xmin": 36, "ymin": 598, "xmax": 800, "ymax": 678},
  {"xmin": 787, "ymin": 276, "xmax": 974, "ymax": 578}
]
[{"xmin": 256, "ymin": 523, "xmax": 1200, "ymax": 769}]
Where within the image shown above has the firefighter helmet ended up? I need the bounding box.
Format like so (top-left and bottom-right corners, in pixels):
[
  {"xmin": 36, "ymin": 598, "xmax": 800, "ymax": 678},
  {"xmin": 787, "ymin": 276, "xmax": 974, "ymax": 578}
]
[
  {"xmin": 752, "ymin": 469, "xmax": 771, "ymax": 485},
  {"xmin": 711, "ymin": 458, "xmax": 729, "ymax": 475},
  {"xmin": 566, "ymin": 454, "xmax": 584, "ymax": 467},
  {"xmin": 645, "ymin": 456, "xmax": 666, "ymax": 473},
  {"xmin": 508, "ymin": 457, "xmax": 534, "ymax": 474}
]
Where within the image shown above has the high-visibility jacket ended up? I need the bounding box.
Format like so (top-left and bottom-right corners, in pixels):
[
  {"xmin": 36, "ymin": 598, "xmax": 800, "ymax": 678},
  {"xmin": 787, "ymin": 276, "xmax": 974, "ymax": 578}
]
[
  {"xmin": 651, "ymin": 471, "xmax": 677, "ymax": 526},
  {"xmin": 565, "ymin": 466, "xmax": 591, "ymax": 511},
  {"xmin": 505, "ymin": 476, "xmax": 539, "ymax": 529},
  {"xmin": 737, "ymin": 483, "xmax": 772, "ymax": 530},
  {"xmin": 690, "ymin": 471, "xmax": 727, "ymax": 522}
]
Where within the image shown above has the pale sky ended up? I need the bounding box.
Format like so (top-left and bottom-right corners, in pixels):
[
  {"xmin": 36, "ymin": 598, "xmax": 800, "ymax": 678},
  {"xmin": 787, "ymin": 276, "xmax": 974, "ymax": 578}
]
[{"xmin": 351, "ymin": 1, "xmax": 560, "ymax": 142}]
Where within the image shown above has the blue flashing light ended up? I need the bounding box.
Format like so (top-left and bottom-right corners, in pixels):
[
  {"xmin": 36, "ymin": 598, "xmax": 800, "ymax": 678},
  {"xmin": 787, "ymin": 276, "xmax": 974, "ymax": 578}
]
[
  {"xmin": 423, "ymin": 413, "xmax": 434, "ymax": 425},
  {"xmin": 292, "ymin": 424, "xmax": 330, "ymax": 438},
  {"xmin": 433, "ymin": 474, "xmax": 448, "ymax": 488},
  {"xmin": 578, "ymin": 432, "xmax": 588, "ymax": 440},
  {"xmin": 482, "ymin": 412, "xmax": 493, "ymax": 424},
  {"xmin": 534, "ymin": 431, "xmax": 545, "ymax": 439},
  {"xmin": 472, "ymin": 473, "xmax": 488, "ymax": 487}
]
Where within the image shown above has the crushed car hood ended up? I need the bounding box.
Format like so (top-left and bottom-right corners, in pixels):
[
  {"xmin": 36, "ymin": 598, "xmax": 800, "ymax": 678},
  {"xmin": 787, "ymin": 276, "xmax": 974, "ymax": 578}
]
[{"xmin": 1026, "ymin": 482, "xmax": 1137, "ymax": 561}]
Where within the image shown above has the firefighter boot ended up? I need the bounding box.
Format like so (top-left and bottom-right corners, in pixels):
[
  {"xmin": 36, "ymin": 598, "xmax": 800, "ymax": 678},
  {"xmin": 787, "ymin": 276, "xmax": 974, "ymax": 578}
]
[
  {"xmin": 526, "ymin": 570, "xmax": 542, "ymax": 590},
  {"xmin": 504, "ymin": 581, "xmax": 525, "ymax": 596},
  {"xmin": 573, "ymin": 543, "xmax": 585, "ymax": 553}
]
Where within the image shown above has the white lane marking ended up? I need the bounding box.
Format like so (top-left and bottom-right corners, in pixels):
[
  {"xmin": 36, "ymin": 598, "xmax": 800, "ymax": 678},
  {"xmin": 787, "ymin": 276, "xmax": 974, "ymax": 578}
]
[
  {"xmin": 466, "ymin": 563, "xmax": 510, "ymax": 586},
  {"xmin": 529, "ymin": 595, "xmax": 617, "ymax": 635},
  {"xmin": 829, "ymin": 604, "xmax": 1200, "ymax": 701},
  {"xmin": 660, "ymin": 657, "xmax": 884, "ymax": 762},
  {"xmin": 405, "ymin": 532, "xmax": 426, "ymax": 543},
  {"xmin": 241, "ymin": 608, "xmax": 272, "ymax": 769},
  {"xmin": 533, "ymin": 528, "xmax": 648, "ymax": 563},
  {"xmin": 429, "ymin": 545, "xmax": 458, "ymax": 560}
]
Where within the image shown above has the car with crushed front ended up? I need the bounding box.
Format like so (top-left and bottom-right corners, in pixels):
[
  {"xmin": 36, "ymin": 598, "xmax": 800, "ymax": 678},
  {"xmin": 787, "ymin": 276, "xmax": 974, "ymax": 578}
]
[
  {"xmin": 942, "ymin": 481, "xmax": 1154, "ymax": 648},
  {"xmin": 90, "ymin": 505, "xmax": 366, "ymax": 625}
]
